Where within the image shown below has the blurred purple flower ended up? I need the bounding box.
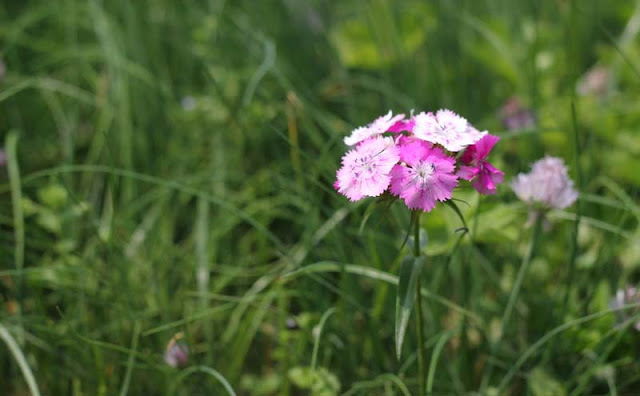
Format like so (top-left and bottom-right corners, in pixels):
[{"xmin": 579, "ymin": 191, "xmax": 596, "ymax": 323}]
[
  {"xmin": 181, "ymin": 96, "xmax": 196, "ymax": 111},
  {"xmin": 610, "ymin": 287, "xmax": 640, "ymax": 331},
  {"xmin": 499, "ymin": 97, "xmax": 536, "ymax": 131},
  {"xmin": 577, "ymin": 66, "xmax": 610, "ymax": 98},
  {"xmin": 164, "ymin": 332, "xmax": 189, "ymax": 368},
  {"xmin": 283, "ymin": 0, "xmax": 325, "ymax": 34},
  {"xmin": 286, "ymin": 317, "xmax": 299, "ymax": 330}
]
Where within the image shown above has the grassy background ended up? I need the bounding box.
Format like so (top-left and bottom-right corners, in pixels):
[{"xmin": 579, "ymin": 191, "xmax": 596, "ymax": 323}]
[{"xmin": 1, "ymin": 0, "xmax": 640, "ymax": 394}]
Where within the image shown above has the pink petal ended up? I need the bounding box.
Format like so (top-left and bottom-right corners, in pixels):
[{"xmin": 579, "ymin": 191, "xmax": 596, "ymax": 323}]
[
  {"xmin": 473, "ymin": 171, "xmax": 497, "ymax": 195},
  {"xmin": 405, "ymin": 188, "xmax": 438, "ymax": 211},
  {"xmin": 343, "ymin": 111, "xmax": 405, "ymax": 146},
  {"xmin": 388, "ymin": 119, "xmax": 415, "ymax": 133},
  {"xmin": 474, "ymin": 134, "xmax": 500, "ymax": 160},
  {"xmin": 472, "ymin": 163, "xmax": 504, "ymax": 195},
  {"xmin": 397, "ymin": 139, "xmax": 432, "ymax": 165},
  {"xmin": 484, "ymin": 162, "xmax": 504, "ymax": 184},
  {"xmin": 457, "ymin": 166, "xmax": 479, "ymax": 181}
]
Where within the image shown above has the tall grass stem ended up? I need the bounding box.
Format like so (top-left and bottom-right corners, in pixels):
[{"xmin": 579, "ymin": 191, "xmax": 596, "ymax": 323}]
[{"xmin": 6, "ymin": 131, "xmax": 24, "ymax": 345}]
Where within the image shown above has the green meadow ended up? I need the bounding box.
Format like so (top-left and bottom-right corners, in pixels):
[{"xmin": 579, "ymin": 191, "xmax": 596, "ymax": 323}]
[{"xmin": 1, "ymin": 0, "xmax": 640, "ymax": 394}]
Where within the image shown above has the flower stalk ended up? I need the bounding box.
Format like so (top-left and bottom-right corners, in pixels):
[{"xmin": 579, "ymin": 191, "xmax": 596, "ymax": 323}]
[{"xmin": 413, "ymin": 212, "xmax": 426, "ymax": 396}]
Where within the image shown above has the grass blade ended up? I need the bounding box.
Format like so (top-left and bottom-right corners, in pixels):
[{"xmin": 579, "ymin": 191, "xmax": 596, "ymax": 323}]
[
  {"xmin": 6, "ymin": 131, "xmax": 24, "ymax": 344},
  {"xmin": 281, "ymin": 262, "xmax": 481, "ymax": 323},
  {"xmin": 171, "ymin": 365, "xmax": 237, "ymax": 396},
  {"xmin": 395, "ymin": 256, "xmax": 425, "ymax": 359},
  {"xmin": 311, "ymin": 307, "xmax": 336, "ymax": 370},
  {"xmin": 0, "ymin": 323, "xmax": 41, "ymax": 396},
  {"xmin": 426, "ymin": 331, "xmax": 455, "ymax": 395},
  {"xmin": 118, "ymin": 321, "xmax": 140, "ymax": 396}
]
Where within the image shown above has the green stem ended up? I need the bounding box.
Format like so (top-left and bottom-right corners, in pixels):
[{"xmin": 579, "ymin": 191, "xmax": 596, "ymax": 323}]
[
  {"xmin": 413, "ymin": 212, "xmax": 426, "ymax": 396},
  {"xmin": 6, "ymin": 132, "xmax": 24, "ymax": 345},
  {"xmin": 413, "ymin": 212, "xmax": 422, "ymax": 258},
  {"xmin": 501, "ymin": 214, "xmax": 543, "ymax": 333},
  {"xmin": 561, "ymin": 101, "xmax": 583, "ymax": 320}
]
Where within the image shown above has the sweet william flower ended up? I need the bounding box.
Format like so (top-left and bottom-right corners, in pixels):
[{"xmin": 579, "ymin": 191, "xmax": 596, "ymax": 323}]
[
  {"xmin": 413, "ymin": 109, "xmax": 486, "ymax": 152},
  {"xmin": 344, "ymin": 111, "xmax": 405, "ymax": 146},
  {"xmin": 390, "ymin": 140, "xmax": 458, "ymax": 212},
  {"xmin": 335, "ymin": 109, "xmax": 503, "ymax": 212},
  {"xmin": 335, "ymin": 136, "xmax": 400, "ymax": 201},
  {"xmin": 511, "ymin": 156, "xmax": 578, "ymax": 210},
  {"xmin": 458, "ymin": 134, "xmax": 504, "ymax": 195}
]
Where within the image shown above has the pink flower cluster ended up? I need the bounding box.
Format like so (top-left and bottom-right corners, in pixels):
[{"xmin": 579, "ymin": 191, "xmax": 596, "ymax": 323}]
[{"xmin": 335, "ymin": 110, "xmax": 504, "ymax": 212}]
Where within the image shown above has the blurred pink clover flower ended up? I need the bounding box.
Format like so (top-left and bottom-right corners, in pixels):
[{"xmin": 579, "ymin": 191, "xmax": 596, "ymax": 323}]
[{"xmin": 511, "ymin": 156, "xmax": 578, "ymax": 211}]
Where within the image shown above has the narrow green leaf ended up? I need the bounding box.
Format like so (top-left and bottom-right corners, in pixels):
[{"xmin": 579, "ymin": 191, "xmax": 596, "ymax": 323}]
[
  {"xmin": 170, "ymin": 365, "xmax": 237, "ymax": 396},
  {"xmin": 444, "ymin": 200, "xmax": 469, "ymax": 234},
  {"xmin": 400, "ymin": 210, "xmax": 419, "ymax": 252},
  {"xmin": 426, "ymin": 330, "xmax": 455, "ymax": 394},
  {"xmin": 395, "ymin": 255, "xmax": 425, "ymax": 359},
  {"xmin": 0, "ymin": 324, "xmax": 40, "ymax": 396},
  {"xmin": 358, "ymin": 200, "xmax": 380, "ymax": 234},
  {"xmin": 281, "ymin": 261, "xmax": 481, "ymax": 323}
]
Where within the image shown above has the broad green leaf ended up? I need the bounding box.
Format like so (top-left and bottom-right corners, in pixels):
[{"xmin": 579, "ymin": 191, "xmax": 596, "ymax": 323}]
[{"xmin": 395, "ymin": 255, "xmax": 425, "ymax": 359}]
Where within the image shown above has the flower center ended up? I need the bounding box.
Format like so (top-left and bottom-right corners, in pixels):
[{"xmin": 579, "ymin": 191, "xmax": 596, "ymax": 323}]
[
  {"xmin": 411, "ymin": 162, "xmax": 435, "ymax": 190},
  {"xmin": 356, "ymin": 156, "xmax": 377, "ymax": 174},
  {"xmin": 416, "ymin": 162, "xmax": 435, "ymax": 179}
]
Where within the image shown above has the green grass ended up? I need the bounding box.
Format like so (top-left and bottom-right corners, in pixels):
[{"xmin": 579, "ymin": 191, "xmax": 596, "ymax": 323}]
[{"xmin": 1, "ymin": 0, "xmax": 640, "ymax": 394}]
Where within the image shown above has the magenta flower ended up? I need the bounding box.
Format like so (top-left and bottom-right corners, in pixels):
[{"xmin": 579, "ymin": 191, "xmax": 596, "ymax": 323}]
[
  {"xmin": 344, "ymin": 111, "xmax": 405, "ymax": 146},
  {"xmin": 457, "ymin": 134, "xmax": 504, "ymax": 195},
  {"xmin": 413, "ymin": 109, "xmax": 486, "ymax": 152},
  {"xmin": 335, "ymin": 136, "xmax": 400, "ymax": 201},
  {"xmin": 387, "ymin": 117, "xmax": 415, "ymax": 133},
  {"xmin": 390, "ymin": 140, "xmax": 458, "ymax": 211}
]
